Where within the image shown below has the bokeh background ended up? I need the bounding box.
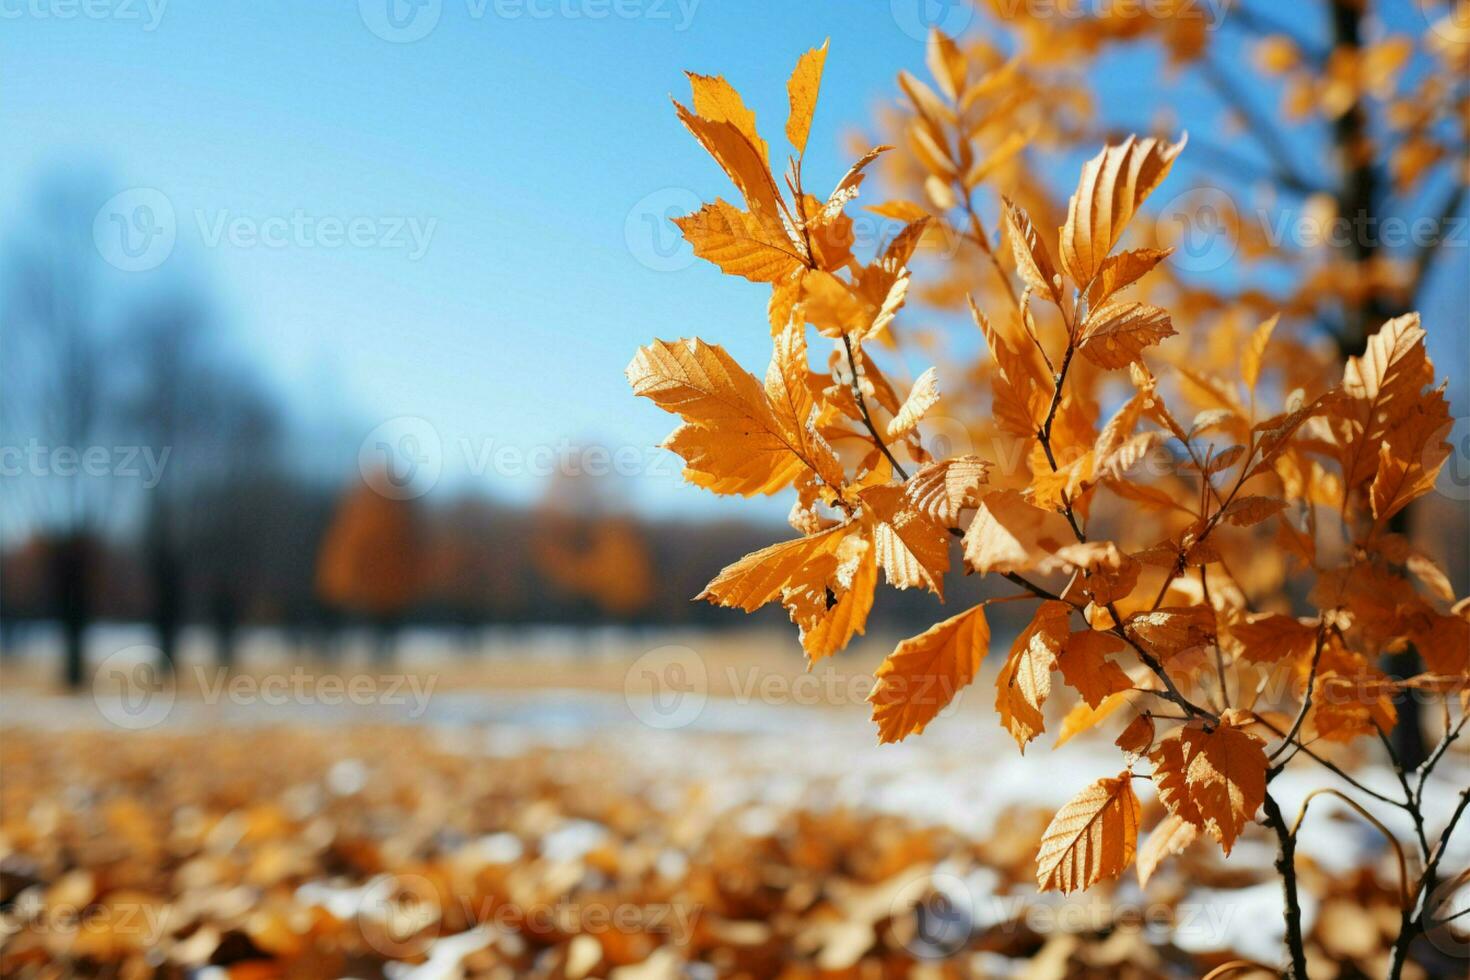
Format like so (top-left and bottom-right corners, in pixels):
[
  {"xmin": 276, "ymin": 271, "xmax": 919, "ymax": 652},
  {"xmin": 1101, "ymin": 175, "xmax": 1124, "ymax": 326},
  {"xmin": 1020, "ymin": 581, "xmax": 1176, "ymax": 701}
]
[{"xmin": 1, "ymin": 1, "xmax": 1468, "ymax": 977}]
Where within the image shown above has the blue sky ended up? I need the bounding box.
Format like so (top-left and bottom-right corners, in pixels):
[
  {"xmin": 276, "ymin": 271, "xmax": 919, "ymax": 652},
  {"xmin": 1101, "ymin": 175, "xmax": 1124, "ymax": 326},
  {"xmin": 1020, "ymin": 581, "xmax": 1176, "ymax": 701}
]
[{"xmin": 3, "ymin": 1, "xmax": 1463, "ymax": 520}]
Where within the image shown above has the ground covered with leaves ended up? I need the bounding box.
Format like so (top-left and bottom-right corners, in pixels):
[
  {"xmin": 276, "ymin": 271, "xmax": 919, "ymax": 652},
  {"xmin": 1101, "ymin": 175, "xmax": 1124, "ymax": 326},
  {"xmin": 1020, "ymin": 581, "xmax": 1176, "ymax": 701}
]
[{"xmin": 3, "ymin": 713, "xmax": 1459, "ymax": 979}]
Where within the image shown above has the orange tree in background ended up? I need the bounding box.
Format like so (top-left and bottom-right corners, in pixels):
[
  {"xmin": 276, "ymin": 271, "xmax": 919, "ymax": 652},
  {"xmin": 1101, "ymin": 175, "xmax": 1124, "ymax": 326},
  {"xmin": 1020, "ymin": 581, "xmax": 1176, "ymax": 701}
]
[
  {"xmin": 628, "ymin": 39, "xmax": 1467, "ymax": 978},
  {"xmin": 316, "ymin": 474, "xmax": 424, "ymax": 651}
]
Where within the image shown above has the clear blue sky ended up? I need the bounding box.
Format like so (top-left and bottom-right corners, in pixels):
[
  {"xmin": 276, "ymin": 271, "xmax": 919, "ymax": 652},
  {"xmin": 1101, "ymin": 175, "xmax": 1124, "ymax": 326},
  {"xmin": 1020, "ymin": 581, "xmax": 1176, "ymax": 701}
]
[{"xmin": 3, "ymin": 1, "xmax": 1463, "ymax": 519}]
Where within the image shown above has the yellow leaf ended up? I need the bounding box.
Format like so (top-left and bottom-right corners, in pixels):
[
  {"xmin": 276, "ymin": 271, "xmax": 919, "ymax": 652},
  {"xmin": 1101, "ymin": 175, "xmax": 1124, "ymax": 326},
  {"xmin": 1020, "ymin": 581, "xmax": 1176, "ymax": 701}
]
[
  {"xmin": 859, "ymin": 483, "xmax": 950, "ymax": 596},
  {"xmin": 1084, "ymin": 247, "xmax": 1172, "ymax": 309},
  {"xmin": 1136, "ymin": 813, "xmax": 1198, "ymax": 887},
  {"xmin": 628, "ymin": 337, "xmax": 829, "ymax": 496},
  {"xmin": 997, "ymin": 601, "xmax": 1068, "ymax": 750},
  {"xmin": 1058, "ymin": 135, "xmax": 1185, "ymax": 288},
  {"xmin": 1127, "ymin": 606, "xmax": 1216, "ymax": 659},
  {"xmin": 1035, "ymin": 773, "xmax": 1141, "ymax": 894},
  {"xmin": 887, "ymin": 367, "xmax": 939, "ymax": 440},
  {"xmin": 1056, "ymin": 630, "xmax": 1131, "ymax": 708},
  {"xmin": 674, "ymin": 199, "xmax": 804, "ymax": 283},
  {"xmin": 1241, "ymin": 314, "xmax": 1279, "ymax": 392},
  {"xmin": 869, "ymin": 603, "xmax": 989, "ymax": 742},
  {"xmin": 1056, "ymin": 690, "xmax": 1131, "ymax": 747},
  {"xmin": 698, "ymin": 523, "xmax": 851, "ymax": 612},
  {"xmin": 903, "ymin": 454, "xmax": 990, "ymax": 526},
  {"xmin": 1002, "ymin": 198, "xmax": 1062, "ymax": 305},
  {"xmin": 962, "ymin": 489, "xmax": 1073, "ymax": 575},
  {"xmin": 687, "ymin": 72, "xmax": 767, "ymax": 163},
  {"xmin": 785, "ymin": 40, "xmax": 829, "ymax": 156},
  {"xmin": 1077, "ymin": 302, "xmax": 1176, "ymax": 369},
  {"xmin": 674, "ymin": 99, "xmax": 786, "ymax": 243},
  {"xmin": 766, "ymin": 321, "xmax": 847, "ymax": 490},
  {"xmin": 785, "ymin": 533, "xmax": 877, "ymax": 663},
  {"xmin": 925, "ymin": 28, "xmax": 966, "ymax": 101}
]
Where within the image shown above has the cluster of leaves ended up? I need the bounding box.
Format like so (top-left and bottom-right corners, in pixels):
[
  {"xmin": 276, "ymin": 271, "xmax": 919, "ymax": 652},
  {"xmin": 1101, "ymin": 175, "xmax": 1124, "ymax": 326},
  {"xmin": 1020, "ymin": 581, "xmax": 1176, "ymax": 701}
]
[{"xmin": 628, "ymin": 38, "xmax": 1467, "ymax": 903}]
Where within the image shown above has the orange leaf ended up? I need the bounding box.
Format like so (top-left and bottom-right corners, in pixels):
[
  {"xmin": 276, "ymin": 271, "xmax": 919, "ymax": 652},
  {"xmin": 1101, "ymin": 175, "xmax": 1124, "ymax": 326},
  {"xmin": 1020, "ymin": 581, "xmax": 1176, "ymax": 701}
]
[
  {"xmin": 1056, "ymin": 630, "xmax": 1131, "ymax": 708},
  {"xmin": 1136, "ymin": 813, "xmax": 1198, "ymax": 887},
  {"xmin": 1058, "ymin": 135, "xmax": 1185, "ymax": 287},
  {"xmin": 785, "ymin": 40, "xmax": 829, "ymax": 155},
  {"xmin": 1035, "ymin": 773, "xmax": 1142, "ymax": 893},
  {"xmin": 869, "ymin": 604, "xmax": 989, "ymax": 742},
  {"xmin": 996, "ymin": 601, "xmax": 1068, "ymax": 750}
]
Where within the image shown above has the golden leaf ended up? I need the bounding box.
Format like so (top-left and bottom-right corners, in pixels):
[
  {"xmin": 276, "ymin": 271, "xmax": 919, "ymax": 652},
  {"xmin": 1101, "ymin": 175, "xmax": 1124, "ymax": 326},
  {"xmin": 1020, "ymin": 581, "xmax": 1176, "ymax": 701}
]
[
  {"xmin": 1337, "ymin": 312, "xmax": 1433, "ymax": 488},
  {"xmin": 628, "ymin": 338, "xmax": 822, "ymax": 496},
  {"xmin": 887, "ymin": 367, "xmax": 940, "ymax": 440},
  {"xmin": 925, "ymin": 28, "xmax": 967, "ymax": 101},
  {"xmin": 869, "ymin": 603, "xmax": 988, "ymax": 743},
  {"xmin": 674, "ymin": 200, "xmax": 804, "ymax": 283},
  {"xmin": 1056, "ymin": 630, "xmax": 1131, "ymax": 708},
  {"xmin": 962, "ymin": 489, "xmax": 1073, "ymax": 575},
  {"xmin": 766, "ymin": 322, "xmax": 847, "ymax": 490},
  {"xmin": 1084, "ymin": 247, "xmax": 1172, "ymax": 309},
  {"xmin": 859, "ymin": 483, "xmax": 950, "ymax": 597},
  {"xmin": 1056, "ymin": 690, "xmax": 1132, "ymax": 747},
  {"xmin": 1369, "ymin": 387, "xmax": 1452, "ymax": 521},
  {"xmin": 1077, "ymin": 302, "xmax": 1176, "ymax": 369},
  {"xmin": 697, "ymin": 523, "xmax": 851, "ymax": 612},
  {"xmin": 1181, "ymin": 719, "xmax": 1268, "ymax": 855},
  {"xmin": 1035, "ymin": 773, "xmax": 1142, "ymax": 894},
  {"xmin": 1136, "ymin": 813, "xmax": 1198, "ymax": 887},
  {"xmin": 1058, "ymin": 135, "xmax": 1185, "ymax": 287},
  {"xmin": 1127, "ymin": 606, "xmax": 1216, "ymax": 659},
  {"xmin": 1002, "ymin": 198, "xmax": 1062, "ymax": 304},
  {"xmin": 673, "ymin": 100, "xmax": 786, "ymax": 243},
  {"xmin": 1227, "ymin": 614, "xmax": 1318, "ymax": 664},
  {"xmin": 785, "ymin": 40, "xmax": 829, "ymax": 155},
  {"xmin": 903, "ymin": 455, "xmax": 991, "ymax": 526},
  {"xmin": 785, "ymin": 533, "xmax": 877, "ymax": 663},
  {"xmin": 687, "ymin": 72, "xmax": 767, "ymax": 162},
  {"xmin": 1221, "ymin": 495, "xmax": 1288, "ymax": 527},
  {"xmin": 1241, "ymin": 314, "xmax": 1279, "ymax": 392},
  {"xmin": 996, "ymin": 601, "xmax": 1068, "ymax": 750}
]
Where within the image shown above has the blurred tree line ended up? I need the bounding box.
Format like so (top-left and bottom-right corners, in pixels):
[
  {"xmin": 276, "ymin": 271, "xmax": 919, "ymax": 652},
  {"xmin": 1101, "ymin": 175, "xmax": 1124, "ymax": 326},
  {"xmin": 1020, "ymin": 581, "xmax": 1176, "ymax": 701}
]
[{"xmin": 0, "ymin": 172, "xmax": 984, "ymax": 690}]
